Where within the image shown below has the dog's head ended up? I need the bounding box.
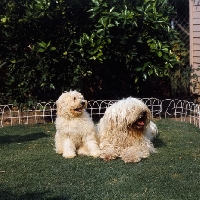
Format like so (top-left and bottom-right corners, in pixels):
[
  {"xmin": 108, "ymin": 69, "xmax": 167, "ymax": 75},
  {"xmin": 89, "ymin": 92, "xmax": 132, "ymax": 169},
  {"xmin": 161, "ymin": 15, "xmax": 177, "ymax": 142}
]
[
  {"xmin": 101, "ymin": 97, "xmax": 151, "ymax": 136},
  {"xmin": 56, "ymin": 90, "xmax": 87, "ymax": 118}
]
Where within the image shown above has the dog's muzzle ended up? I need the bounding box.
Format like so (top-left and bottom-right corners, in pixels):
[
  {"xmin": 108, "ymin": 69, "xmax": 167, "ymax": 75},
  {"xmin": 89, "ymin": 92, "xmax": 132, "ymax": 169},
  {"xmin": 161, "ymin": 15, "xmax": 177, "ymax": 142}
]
[
  {"xmin": 81, "ymin": 101, "xmax": 85, "ymax": 106},
  {"xmin": 73, "ymin": 100, "xmax": 87, "ymax": 113},
  {"xmin": 129, "ymin": 111, "xmax": 147, "ymax": 130},
  {"xmin": 137, "ymin": 111, "xmax": 147, "ymax": 125}
]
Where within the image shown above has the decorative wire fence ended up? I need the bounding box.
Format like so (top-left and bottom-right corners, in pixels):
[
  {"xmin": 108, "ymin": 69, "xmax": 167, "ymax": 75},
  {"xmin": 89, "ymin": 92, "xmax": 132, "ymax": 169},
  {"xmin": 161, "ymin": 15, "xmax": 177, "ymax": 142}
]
[{"xmin": 1, "ymin": 98, "xmax": 200, "ymax": 128}]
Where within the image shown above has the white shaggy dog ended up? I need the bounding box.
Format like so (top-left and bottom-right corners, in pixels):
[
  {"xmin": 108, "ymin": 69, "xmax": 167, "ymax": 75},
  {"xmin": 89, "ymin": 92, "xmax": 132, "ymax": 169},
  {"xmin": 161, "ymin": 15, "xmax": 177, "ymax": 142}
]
[
  {"xmin": 98, "ymin": 97, "xmax": 157, "ymax": 163},
  {"xmin": 55, "ymin": 90, "xmax": 100, "ymax": 158}
]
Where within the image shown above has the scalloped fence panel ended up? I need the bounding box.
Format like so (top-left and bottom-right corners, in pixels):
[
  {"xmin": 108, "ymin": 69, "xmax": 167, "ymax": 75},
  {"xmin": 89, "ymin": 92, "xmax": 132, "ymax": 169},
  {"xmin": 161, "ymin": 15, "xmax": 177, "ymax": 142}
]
[{"xmin": 1, "ymin": 99, "xmax": 200, "ymax": 128}]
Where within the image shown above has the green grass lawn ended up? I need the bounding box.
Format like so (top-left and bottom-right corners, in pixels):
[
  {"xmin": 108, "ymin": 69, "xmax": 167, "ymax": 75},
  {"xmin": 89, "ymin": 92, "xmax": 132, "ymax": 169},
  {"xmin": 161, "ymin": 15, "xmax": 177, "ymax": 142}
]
[{"xmin": 0, "ymin": 119, "xmax": 200, "ymax": 200}]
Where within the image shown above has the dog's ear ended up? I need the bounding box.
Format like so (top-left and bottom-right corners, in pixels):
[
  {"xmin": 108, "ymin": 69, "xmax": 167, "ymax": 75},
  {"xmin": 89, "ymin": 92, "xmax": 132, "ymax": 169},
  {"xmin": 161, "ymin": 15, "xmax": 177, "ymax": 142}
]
[{"xmin": 85, "ymin": 100, "xmax": 88, "ymax": 109}]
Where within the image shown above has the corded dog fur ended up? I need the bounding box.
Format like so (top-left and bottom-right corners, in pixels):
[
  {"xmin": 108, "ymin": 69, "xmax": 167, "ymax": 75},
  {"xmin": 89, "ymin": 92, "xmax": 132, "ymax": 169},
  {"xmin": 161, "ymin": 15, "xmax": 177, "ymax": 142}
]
[
  {"xmin": 98, "ymin": 97, "xmax": 157, "ymax": 163},
  {"xmin": 54, "ymin": 90, "xmax": 100, "ymax": 158}
]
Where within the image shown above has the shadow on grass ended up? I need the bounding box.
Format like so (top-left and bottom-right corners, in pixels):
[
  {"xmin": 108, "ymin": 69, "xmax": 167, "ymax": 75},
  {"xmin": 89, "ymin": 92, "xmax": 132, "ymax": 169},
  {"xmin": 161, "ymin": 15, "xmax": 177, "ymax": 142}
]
[
  {"xmin": 0, "ymin": 132, "xmax": 49, "ymax": 144},
  {"xmin": 153, "ymin": 133, "xmax": 166, "ymax": 148},
  {"xmin": 0, "ymin": 189, "xmax": 70, "ymax": 200}
]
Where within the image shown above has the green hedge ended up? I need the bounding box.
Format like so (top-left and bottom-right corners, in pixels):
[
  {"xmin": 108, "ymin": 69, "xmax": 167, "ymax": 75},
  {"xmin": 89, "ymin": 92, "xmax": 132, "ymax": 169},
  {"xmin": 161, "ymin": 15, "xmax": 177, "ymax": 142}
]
[{"xmin": 0, "ymin": 0, "xmax": 183, "ymax": 104}]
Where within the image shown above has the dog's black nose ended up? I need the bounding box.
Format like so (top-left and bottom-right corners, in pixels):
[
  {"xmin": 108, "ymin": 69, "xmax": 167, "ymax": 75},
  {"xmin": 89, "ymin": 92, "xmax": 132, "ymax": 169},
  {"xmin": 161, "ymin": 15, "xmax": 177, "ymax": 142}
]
[
  {"xmin": 142, "ymin": 111, "xmax": 147, "ymax": 116},
  {"xmin": 81, "ymin": 101, "xmax": 85, "ymax": 106}
]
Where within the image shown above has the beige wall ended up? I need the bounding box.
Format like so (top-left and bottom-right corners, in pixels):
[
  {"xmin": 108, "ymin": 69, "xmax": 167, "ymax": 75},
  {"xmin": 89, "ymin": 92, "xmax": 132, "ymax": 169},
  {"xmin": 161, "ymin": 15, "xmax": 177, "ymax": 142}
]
[{"xmin": 190, "ymin": 0, "xmax": 200, "ymax": 93}]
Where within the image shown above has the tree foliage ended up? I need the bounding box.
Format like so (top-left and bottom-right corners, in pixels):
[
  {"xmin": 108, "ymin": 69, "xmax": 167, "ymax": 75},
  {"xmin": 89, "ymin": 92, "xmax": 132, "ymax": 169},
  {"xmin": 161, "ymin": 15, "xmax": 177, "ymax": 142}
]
[{"xmin": 0, "ymin": 0, "xmax": 182, "ymax": 104}]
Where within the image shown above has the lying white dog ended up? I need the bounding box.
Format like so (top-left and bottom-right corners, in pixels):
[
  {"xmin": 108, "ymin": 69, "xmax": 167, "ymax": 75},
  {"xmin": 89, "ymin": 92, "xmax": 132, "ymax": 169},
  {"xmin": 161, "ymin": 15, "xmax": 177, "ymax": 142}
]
[
  {"xmin": 98, "ymin": 97, "xmax": 157, "ymax": 163},
  {"xmin": 54, "ymin": 90, "xmax": 100, "ymax": 158}
]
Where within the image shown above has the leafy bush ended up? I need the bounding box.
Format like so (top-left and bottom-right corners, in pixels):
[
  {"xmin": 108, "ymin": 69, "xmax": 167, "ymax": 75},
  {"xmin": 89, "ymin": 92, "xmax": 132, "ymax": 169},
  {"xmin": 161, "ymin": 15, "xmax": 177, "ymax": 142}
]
[
  {"xmin": 0, "ymin": 0, "xmax": 183, "ymax": 104},
  {"xmin": 0, "ymin": 0, "xmax": 90, "ymax": 104},
  {"xmin": 79, "ymin": 0, "xmax": 181, "ymax": 98}
]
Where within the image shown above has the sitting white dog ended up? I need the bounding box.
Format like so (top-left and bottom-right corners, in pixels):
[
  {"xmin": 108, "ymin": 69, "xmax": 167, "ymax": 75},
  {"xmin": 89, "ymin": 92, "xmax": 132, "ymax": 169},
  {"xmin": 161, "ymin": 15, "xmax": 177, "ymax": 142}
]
[
  {"xmin": 54, "ymin": 90, "xmax": 100, "ymax": 158},
  {"xmin": 98, "ymin": 97, "xmax": 157, "ymax": 163}
]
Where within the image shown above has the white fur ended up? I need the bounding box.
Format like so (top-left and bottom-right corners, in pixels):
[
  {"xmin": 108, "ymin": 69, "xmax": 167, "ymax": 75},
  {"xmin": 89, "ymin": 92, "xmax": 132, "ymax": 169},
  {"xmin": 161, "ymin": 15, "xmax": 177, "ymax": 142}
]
[
  {"xmin": 55, "ymin": 90, "xmax": 100, "ymax": 158},
  {"xmin": 145, "ymin": 121, "xmax": 158, "ymax": 141},
  {"xmin": 98, "ymin": 97, "xmax": 157, "ymax": 163}
]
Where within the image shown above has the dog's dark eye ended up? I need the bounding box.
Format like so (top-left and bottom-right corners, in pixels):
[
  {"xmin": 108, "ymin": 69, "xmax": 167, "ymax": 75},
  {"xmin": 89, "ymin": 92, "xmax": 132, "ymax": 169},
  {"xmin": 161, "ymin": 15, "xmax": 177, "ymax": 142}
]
[{"xmin": 73, "ymin": 97, "xmax": 76, "ymax": 101}]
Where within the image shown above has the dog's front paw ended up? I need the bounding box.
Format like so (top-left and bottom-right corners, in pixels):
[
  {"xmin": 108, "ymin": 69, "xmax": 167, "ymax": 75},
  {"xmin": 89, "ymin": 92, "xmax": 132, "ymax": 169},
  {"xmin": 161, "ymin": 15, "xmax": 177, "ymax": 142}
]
[
  {"xmin": 121, "ymin": 149, "xmax": 143, "ymax": 163},
  {"xmin": 122, "ymin": 156, "xmax": 142, "ymax": 163},
  {"xmin": 90, "ymin": 150, "xmax": 101, "ymax": 158},
  {"xmin": 55, "ymin": 150, "xmax": 63, "ymax": 155},
  {"xmin": 62, "ymin": 153, "xmax": 76, "ymax": 158}
]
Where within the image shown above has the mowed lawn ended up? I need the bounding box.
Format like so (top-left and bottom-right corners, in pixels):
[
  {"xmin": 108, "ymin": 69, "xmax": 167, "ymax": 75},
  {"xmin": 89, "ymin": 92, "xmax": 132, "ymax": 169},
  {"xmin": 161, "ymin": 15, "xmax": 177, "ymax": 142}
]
[{"xmin": 0, "ymin": 119, "xmax": 200, "ymax": 200}]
